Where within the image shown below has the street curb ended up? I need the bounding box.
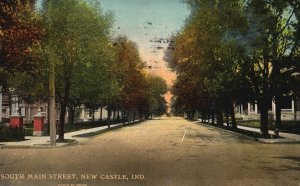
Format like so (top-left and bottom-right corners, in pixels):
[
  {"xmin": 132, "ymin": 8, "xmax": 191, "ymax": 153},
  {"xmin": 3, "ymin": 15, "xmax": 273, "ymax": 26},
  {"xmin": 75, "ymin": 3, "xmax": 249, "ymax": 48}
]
[
  {"xmin": 72, "ymin": 119, "xmax": 145, "ymax": 138},
  {"xmin": 0, "ymin": 120, "xmax": 146, "ymax": 149},
  {"xmin": 196, "ymin": 122, "xmax": 256, "ymax": 141},
  {"xmin": 196, "ymin": 122, "xmax": 300, "ymax": 144},
  {"xmin": 0, "ymin": 140, "xmax": 80, "ymax": 149}
]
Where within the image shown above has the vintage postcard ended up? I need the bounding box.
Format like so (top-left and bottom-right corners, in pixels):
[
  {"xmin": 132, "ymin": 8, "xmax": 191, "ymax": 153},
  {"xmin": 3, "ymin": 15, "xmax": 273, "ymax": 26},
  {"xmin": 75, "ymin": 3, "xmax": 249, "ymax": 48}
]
[{"xmin": 0, "ymin": 0, "xmax": 300, "ymax": 186}]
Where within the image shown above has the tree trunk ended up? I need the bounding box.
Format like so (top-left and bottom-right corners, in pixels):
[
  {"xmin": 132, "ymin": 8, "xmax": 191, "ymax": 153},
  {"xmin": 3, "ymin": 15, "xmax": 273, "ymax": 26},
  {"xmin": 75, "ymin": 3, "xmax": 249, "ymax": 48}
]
[
  {"xmin": 216, "ymin": 109, "xmax": 223, "ymax": 127},
  {"xmin": 70, "ymin": 107, "xmax": 75, "ymax": 125},
  {"xmin": 9, "ymin": 93, "xmax": 12, "ymax": 115},
  {"xmin": 112, "ymin": 108, "xmax": 116, "ymax": 120},
  {"xmin": 107, "ymin": 108, "xmax": 111, "ymax": 128},
  {"xmin": 211, "ymin": 111, "xmax": 215, "ymax": 125},
  {"xmin": 58, "ymin": 80, "xmax": 70, "ymax": 142},
  {"xmin": 225, "ymin": 111, "xmax": 229, "ymax": 127},
  {"xmin": 229, "ymin": 102, "xmax": 237, "ymax": 129},
  {"xmin": 259, "ymin": 99, "xmax": 270, "ymax": 138},
  {"xmin": 117, "ymin": 109, "xmax": 120, "ymax": 120},
  {"xmin": 58, "ymin": 101, "xmax": 66, "ymax": 141},
  {"xmin": 92, "ymin": 110, "xmax": 95, "ymax": 121},
  {"xmin": 206, "ymin": 113, "xmax": 212, "ymax": 124},
  {"xmin": 122, "ymin": 109, "xmax": 125, "ymax": 121},
  {"xmin": 99, "ymin": 106, "xmax": 103, "ymax": 121},
  {"xmin": 46, "ymin": 100, "xmax": 50, "ymax": 134},
  {"xmin": 275, "ymin": 96, "xmax": 282, "ymax": 129}
]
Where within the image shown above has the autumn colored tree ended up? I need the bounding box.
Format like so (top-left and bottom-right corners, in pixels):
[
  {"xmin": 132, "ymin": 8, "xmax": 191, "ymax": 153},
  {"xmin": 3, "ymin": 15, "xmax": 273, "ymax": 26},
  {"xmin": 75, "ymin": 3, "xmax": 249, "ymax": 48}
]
[
  {"xmin": 0, "ymin": 0, "xmax": 43, "ymax": 88},
  {"xmin": 113, "ymin": 36, "xmax": 167, "ymax": 120},
  {"xmin": 147, "ymin": 75, "xmax": 168, "ymax": 117}
]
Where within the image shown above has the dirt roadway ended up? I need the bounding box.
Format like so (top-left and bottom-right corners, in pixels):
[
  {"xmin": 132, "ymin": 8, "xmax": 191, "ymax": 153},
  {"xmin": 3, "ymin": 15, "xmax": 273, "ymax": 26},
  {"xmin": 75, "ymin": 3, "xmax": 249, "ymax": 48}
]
[{"xmin": 0, "ymin": 117, "xmax": 300, "ymax": 186}]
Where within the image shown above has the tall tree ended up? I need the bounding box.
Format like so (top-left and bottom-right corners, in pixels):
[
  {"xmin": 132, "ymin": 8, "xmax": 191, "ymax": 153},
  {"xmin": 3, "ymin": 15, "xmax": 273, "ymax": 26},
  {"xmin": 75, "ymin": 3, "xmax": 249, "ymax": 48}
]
[
  {"xmin": 44, "ymin": 0, "xmax": 114, "ymax": 141},
  {"xmin": 147, "ymin": 75, "xmax": 168, "ymax": 117},
  {"xmin": 0, "ymin": 0, "xmax": 43, "ymax": 88},
  {"xmin": 240, "ymin": 0, "xmax": 300, "ymax": 136},
  {"xmin": 168, "ymin": 0, "xmax": 251, "ymax": 125},
  {"xmin": 170, "ymin": 0, "xmax": 300, "ymax": 137},
  {"xmin": 113, "ymin": 36, "xmax": 149, "ymax": 120}
]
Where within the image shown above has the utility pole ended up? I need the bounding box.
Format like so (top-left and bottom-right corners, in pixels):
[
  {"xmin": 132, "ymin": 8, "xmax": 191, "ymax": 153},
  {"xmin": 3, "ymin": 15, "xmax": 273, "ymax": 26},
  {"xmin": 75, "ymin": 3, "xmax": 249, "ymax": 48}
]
[{"xmin": 48, "ymin": 0, "xmax": 56, "ymax": 146}]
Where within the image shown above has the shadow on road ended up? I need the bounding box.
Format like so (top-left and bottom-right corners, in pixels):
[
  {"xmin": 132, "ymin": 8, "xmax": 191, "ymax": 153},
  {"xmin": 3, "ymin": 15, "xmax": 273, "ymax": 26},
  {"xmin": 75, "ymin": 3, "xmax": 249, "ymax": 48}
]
[
  {"xmin": 261, "ymin": 156, "xmax": 300, "ymax": 172},
  {"xmin": 274, "ymin": 156, "xmax": 300, "ymax": 162}
]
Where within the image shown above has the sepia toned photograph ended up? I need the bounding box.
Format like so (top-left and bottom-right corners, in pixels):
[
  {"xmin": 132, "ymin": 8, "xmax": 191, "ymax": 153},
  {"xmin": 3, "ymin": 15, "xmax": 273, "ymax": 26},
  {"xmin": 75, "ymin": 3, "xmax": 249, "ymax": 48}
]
[{"xmin": 0, "ymin": 0, "xmax": 300, "ymax": 185}]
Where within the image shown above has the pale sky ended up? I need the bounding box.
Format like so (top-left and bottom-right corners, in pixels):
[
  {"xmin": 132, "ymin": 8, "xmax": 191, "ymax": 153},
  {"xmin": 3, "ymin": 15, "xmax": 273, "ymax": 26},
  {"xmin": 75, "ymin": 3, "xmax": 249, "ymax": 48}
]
[
  {"xmin": 37, "ymin": 0, "xmax": 190, "ymax": 85},
  {"xmin": 100, "ymin": 0, "xmax": 190, "ymax": 86},
  {"xmin": 37, "ymin": 0, "xmax": 190, "ymax": 106}
]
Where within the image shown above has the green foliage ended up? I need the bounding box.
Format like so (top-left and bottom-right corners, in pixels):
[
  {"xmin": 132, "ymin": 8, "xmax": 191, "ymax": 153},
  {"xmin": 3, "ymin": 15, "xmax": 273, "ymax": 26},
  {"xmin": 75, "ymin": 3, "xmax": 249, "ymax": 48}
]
[
  {"xmin": 24, "ymin": 128, "xmax": 33, "ymax": 136},
  {"xmin": 45, "ymin": 0, "xmax": 115, "ymax": 100},
  {"xmin": 44, "ymin": 0, "xmax": 117, "ymax": 140},
  {"xmin": 0, "ymin": 125, "xmax": 25, "ymax": 142},
  {"xmin": 113, "ymin": 36, "xmax": 147, "ymax": 112},
  {"xmin": 2, "ymin": 0, "xmax": 168, "ymax": 138},
  {"xmin": 147, "ymin": 75, "xmax": 168, "ymax": 116},
  {"xmin": 169, "ymin": 0, "xmax": 249, "ymax": 119},
  {"xmin": 169, "ymin": 0, "xmax": 300, "ymax": 135}
]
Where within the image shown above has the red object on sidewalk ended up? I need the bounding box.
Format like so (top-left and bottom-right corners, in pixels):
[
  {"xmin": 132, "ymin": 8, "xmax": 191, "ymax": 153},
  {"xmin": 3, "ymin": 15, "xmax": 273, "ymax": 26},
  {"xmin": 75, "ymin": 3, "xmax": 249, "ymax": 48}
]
[
  {"xmin": 10, "ymin": 116, "xmax": 23, "ymax": 129},
  {"xmin": 34, "ymin": 114, "xmax": 45, "ymax": 136}
]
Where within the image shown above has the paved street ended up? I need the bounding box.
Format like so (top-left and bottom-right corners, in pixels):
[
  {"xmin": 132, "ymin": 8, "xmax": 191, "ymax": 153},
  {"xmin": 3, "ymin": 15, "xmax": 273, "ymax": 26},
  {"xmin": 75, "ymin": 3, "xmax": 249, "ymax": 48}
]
[{"xmin": 0, "ymin": 117, "xmax": 300, "ymax": 186}]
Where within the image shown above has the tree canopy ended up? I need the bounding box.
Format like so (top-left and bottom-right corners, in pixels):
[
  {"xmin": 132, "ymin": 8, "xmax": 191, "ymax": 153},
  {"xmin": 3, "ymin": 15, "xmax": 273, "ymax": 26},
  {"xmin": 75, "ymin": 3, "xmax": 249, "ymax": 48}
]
[
  {"xmin": 168, "ymin": 0, "xmax": 300, "ymax": 137},
  {"xmin": 1, "ymin": 0, "xmax": 168, "ymax": 140}
]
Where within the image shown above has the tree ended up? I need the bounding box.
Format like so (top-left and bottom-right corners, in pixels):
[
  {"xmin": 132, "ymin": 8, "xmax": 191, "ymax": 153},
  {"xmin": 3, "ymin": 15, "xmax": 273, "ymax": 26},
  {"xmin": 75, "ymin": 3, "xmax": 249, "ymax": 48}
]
[
  {"xmin": 168, "ymin": 0, "xmax": 250, "ymax": 126},
  {"xmin": 239, "ymin": 0, "xmax": 300, "ymax": 136},
  {"xmin": 169, "ymin": 0, "xmax": 300, "ymax": 137},
  {"xmin": 113, "ymin": 36, "xmax": 148, "ymax": 120},
  {"xmin": 44, "ymin": 0, "xmax": 115, "ymax": 141},
  {"xmin": 147, "ymin": 75, "xmax": 168, "ymax": 117},
  {"xmin": 0, "ymin": 0, "xmax": 43, "ymax": 88}
]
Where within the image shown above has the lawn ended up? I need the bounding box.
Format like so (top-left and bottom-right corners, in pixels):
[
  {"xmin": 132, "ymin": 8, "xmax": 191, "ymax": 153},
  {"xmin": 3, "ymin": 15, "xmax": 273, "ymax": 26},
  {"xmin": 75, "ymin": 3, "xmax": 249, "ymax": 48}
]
[
  {"xmin": 23, "ymin": 118, "xmax": 128, "ymax": 136},
  {"xmin": 238, "ymin": 120, "xmax": 300, "ymax": 134}
]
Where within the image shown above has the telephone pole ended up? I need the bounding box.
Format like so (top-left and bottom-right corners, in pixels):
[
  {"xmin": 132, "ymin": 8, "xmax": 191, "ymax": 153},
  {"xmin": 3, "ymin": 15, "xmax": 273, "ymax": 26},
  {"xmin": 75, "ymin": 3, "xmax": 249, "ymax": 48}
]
[{"xmin": 48, "ymin": 0, "xmax": 56, "ymax": 146}]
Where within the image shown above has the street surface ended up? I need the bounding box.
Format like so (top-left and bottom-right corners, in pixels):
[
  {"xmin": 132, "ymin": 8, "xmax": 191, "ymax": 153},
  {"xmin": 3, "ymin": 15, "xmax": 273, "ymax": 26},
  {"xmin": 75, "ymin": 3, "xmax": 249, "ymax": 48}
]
[{"xmin": 0, "ymin": 117, "xmax": 300, "ymax": 186}]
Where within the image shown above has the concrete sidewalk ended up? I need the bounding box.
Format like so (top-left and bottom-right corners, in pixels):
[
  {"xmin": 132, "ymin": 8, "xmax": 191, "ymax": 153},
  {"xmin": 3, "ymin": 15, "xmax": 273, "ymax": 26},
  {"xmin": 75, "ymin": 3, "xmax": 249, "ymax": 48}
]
[
  {"xmin": 0, "ymin": 120, "xmax": 141, "ymax": 149},
  {"xmin": 198, "ymin": 119, "xmax": 300, "ymax": 144},
  {"xmin": 237, "ymin": 125, "xmax": 300, "ymax": 143}
]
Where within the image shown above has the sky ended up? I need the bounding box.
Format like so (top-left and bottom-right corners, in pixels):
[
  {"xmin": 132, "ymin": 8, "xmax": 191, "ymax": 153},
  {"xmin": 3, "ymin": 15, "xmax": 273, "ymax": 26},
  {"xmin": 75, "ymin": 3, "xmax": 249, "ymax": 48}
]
[
  {"xmin": 36, "ymin": 0, "xmax": 190, "ymax": 106},
  {"xmin": 100, "ymin": 0, "xmax": 190, "ymax": 86}
]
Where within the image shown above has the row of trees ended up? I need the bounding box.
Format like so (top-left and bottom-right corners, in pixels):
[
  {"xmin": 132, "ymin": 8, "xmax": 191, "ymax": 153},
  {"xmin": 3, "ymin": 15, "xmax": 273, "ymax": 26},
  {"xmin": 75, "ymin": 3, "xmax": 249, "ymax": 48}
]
[
  {"xmin": 167, "ymin": 0, "xmax": 300, "ymax": 137},
  {"xmin": 0, "ymin": 0, "xmax": 167, "ymax": 141}
]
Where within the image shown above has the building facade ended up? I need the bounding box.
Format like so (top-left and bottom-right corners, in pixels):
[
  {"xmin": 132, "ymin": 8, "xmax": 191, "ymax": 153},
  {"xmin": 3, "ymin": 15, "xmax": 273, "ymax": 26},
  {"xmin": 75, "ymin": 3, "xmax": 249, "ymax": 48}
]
[{"xmin": 1, "ymin": 92, "xmax": 109, "ymax": 124}]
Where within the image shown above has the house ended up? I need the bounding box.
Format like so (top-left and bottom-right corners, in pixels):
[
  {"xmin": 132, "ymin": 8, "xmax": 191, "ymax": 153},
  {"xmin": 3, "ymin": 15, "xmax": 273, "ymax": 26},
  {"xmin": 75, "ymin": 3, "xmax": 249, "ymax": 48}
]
[
  {"xmin": 0, "ymin": 90, "xmax": 109, "ymax": 124},
  {"xmin": 235, "ymin": 96, "xmax": 300, "ymax": 121}
]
